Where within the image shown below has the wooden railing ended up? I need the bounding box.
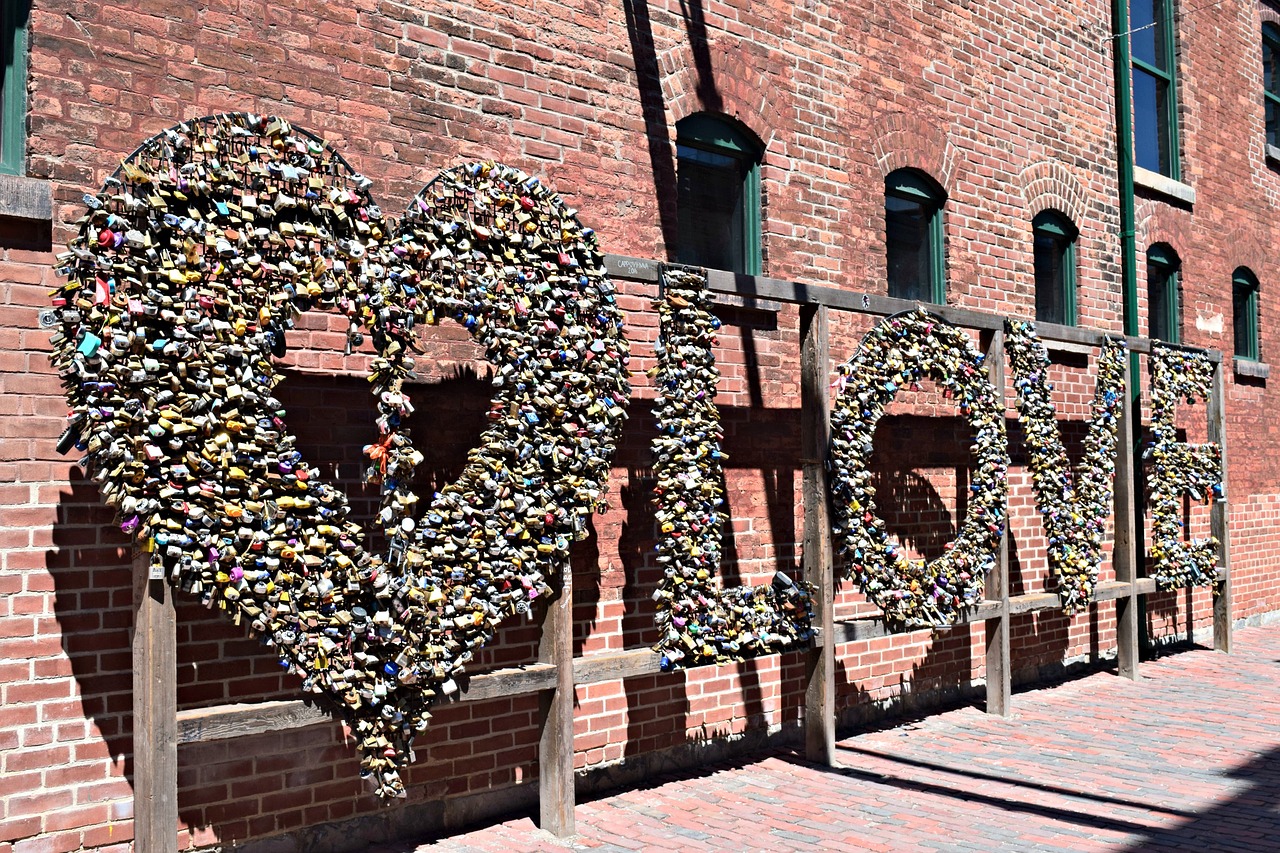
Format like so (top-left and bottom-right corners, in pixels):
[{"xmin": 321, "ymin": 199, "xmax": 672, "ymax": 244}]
[{"xmin": 130, "ymin": 254, "xmax": 1231, "ymax": 849}]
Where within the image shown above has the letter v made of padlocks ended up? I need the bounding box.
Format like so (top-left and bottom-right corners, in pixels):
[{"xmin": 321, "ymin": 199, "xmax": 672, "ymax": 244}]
[{"xmin": 1004, "ymin": 319, "xmax": 1127, "ymax": 613}]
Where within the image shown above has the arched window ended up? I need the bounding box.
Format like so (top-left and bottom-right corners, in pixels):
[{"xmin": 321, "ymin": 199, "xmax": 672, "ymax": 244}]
[
  {"xmin": 675, "ymin": 113, "xmax": 762, "ymax": 275},
  {"xmin": 1264, "ymin": 23, "xmax": 1280, "ymax": 148},
  {"xmin": 1032, "ymin": 210, "xmax": 1078, "ymax": 326},
  {"xmin": 885, "ymin": 169, "xmax": 945, "ymax": 303},
  {"xmin": 1147, "ymin": 243, "xmax": 1181, "ymax": 343},
  {"xmin": 1233, "ymin": 267, "xmax": 1260, "ymax": 360}
]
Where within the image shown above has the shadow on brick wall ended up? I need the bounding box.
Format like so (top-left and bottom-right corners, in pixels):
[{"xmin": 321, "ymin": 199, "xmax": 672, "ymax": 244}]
[{"xmin": 46, "ymin": 470, "xmax": 138, "ymax": 789}]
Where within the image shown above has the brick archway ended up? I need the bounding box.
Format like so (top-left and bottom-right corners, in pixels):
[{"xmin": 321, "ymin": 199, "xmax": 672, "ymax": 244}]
[
  {"xmin": 660, "ymin": 48, "xmax": 788, "ymax": 156},
  {"xmin": 1017, "ymin": 159, "xmax": 1088, "ymax": 224},
  {"xmin": 871, "ymin": 112, "xmax": 957, "ymax": 191},
  {"xmin": 1136, "ymin": 200, "xmax": 1194, "ymax": 261}
]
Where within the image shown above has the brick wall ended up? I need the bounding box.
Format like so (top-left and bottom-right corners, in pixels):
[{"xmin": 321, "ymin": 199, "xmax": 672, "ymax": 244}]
[{"xmin": 4, "ymin": 0, "xmax": 1279, "ymax": 850}]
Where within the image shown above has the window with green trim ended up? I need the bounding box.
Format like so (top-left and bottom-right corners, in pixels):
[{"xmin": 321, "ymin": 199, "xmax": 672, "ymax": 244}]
[
  {"xmin": 1032, "ymin": 210, "xmax": 1078, "ymax": 326},
  {"xmin": 1131, "ymin": 0, "xmax": 1179, "ymax": 178},
  {"xmin": 885, "ymin": 169, "xmax": 945, "ymax": 303},
  {"xmin": 675, "ymin": 113, "xmax": 762, "ymax": 275},
  {"xmin": 1147, "ymin": 244, "xmax": 1181, "ymax": 343},
  {"xmin": 0, "ymin": 1, "xmax": 28, "ymax": 176},
  {"xmin": 1233, "ymin": 267, "xmax": 1260, "ymax": 360},
  {"xmin": 1264, "ymin": 22, "xmax": 1280, "ymax": 148}
]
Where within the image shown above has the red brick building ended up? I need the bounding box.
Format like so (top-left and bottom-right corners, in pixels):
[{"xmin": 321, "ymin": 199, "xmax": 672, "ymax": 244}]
[{"xmin": 2, "ymin": 0, "xmax": 1279, "ymax": 849}]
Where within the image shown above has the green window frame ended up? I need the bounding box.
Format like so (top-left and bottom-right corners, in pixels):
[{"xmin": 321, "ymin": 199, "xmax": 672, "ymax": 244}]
[
  {"xmin": 885, "ymin": 168, "xmax": 946, "ymax": 304},
  {"xmin": 1265, "ymin": 22, "xmax": 1280, "ymax": 149},
  {"xmin": 1147, "ymin": 244, "xmax": 1181, "ymax": 343},
  {"xmin": 1233, "ymin": 267, "xmax": 1261, "ymax": 360},
  {"xmin": 1032, "ymin": 210, "xmax": 1078, "ymax": 326},
  {"xmin": 1130, "ymin": 0, "xmax": 1180, "ymax": 179},
  {"xmin": 675, "ymin": 113, "xmax": 762, "ymax": 275},
  {"xmin": 0, "ymin": 1, "xmax": 28, "ymax": 176}
]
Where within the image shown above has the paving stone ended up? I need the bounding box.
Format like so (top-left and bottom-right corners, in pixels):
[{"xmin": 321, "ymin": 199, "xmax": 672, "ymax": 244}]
[{"xmin": 389, "ymin": 626, "xmax": 1280, "ymax": 852}]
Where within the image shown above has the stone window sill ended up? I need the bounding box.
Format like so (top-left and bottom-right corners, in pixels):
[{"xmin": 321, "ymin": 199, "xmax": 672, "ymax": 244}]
[
  {"xmin": 1134, "ymin": 166, "xmax": 1196, "ymax": 206},
  {"xmin": 1234, "ymin": 358, "xmax": 1270, "ymax": 380},
  {"xmin": 0, "ymin": 173, "xmax": 52, "ymax": 221}
]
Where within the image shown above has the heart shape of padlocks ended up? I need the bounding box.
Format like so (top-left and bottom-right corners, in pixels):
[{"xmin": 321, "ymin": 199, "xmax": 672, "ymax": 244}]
[{"xmin": 47, "ymin": 113, "xmax": 631, "ymax": 797}]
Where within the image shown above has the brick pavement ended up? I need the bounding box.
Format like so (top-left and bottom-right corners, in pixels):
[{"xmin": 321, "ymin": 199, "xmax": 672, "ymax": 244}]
[{"xmin": 374, "ymin": 626, "xmax": 1280, "ymax": 852}]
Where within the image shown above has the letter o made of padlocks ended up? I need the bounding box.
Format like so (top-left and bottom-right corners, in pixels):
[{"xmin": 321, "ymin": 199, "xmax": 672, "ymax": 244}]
[
  {"xmin": 828, "ymin": 310, "xmax": 1008, "ymax": 628},
  {"xmin": 47, "ymin": 113, "xmax": 631, "ymax": 797}
]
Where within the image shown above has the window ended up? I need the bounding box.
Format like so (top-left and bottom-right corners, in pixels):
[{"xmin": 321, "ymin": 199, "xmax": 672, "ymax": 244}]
[
  {"xmin": 1032, "ymin": 210, "xmax": 1077, "ymax": 326},
  {"xmin": 1147, "ymin": 244, "xmax": 1181, "ymax": 343},
  {"xmin": 675, "ymin": 113, "xmax": 762, "ymax": 275},
  {"xmin": 0, "ymin": 1, "xmax": 28, "ymax": 175},
  {"xmin": 885, "ymin": 169, "xmax": 945, "ymax": 303},
  {"xmin": 1265, "ymin": 22, "xmax": 1280, "ymax": 149},
  {"xmin": 1131, "ymin": 0, "xmax": 1179, "ymax": 178},
  {"xmin": 1233, "ymin": 267, "xmax": 1260, "ymax": 360}
]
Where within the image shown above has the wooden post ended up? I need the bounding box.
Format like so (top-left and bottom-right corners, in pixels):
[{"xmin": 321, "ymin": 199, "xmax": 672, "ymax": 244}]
[
  {"xmin": 1208, "ymin": 360, "xmax": 1233, "ymax": 653},
  {"xmin": 800, "ymin": 304, "xmax": 835, "ymax": 765},
  {"xmin": 983, "ymin": 329, "xmax": 1011, "ymax": 716},
  {"xmin": 1113, "ymin": 350, "xmax": 1140, "ymax": 679},
  {"xmin": 132, "ymin": 551, "xmax": 178, "ymax": 852},
  {"xmin": 537, "ymin": 559, "xmax": 575, "ymax": 835}
]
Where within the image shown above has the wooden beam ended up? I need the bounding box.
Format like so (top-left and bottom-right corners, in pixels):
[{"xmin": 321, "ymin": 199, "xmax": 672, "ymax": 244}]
[
  {"xmin": 602, "ymin": 256, "xmax": 1235, "ymax": 360},
  {"xmin": 174, "ymin": 553, "xmax": 1176, "ymax": 749},
  {"xmin": 1093, "ymin": 580, "xmax": 1135, "ymax": 603},
  {"xmin": 801, "ymin": 304, "xmax": 835, "ymax": 765},
  {"xmin": 132, "ymin": 552, "xmax": 178, "ymax": 853},
  {"xmin": 983, "ymin": 329, "xmax": 1012, "ymax": 717},
  {"xmin": 1209, "ymin": 360, "xmax": 1233, "ymax": 653},
  {"xmin": 1113, "ymin": 351, "xmax": 1141, "ymax": 679},
  {"xmin": 829, "ymin": 618, "xmax": 891, "ymax": 644},
  {"xmin": 1007, "ymin": 592, "xmax": 1063, "ymax": 615},
  {"xmin": 828, "ymin": 601, "xmax": 1003, "ymax": 645},
  {"xmin": 175, "ymin": 664, "xmax": 560, "ymax": 744},
  {"xmin": 572, "ymin": 648, "xmax": 662, "ymax": 683},
  {"xmin": 537, "ymin": 561, "xmax": 575, "ymax": 836},
  {"xmin": 178, "ymin": 700, "xmax": 328, "ymax": 745}
]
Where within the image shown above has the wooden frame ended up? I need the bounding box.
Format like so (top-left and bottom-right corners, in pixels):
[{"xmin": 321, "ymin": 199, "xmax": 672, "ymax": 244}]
[{"xmin": 132, "ymin": 254, "xmax": 1232, "ymax": 848}]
